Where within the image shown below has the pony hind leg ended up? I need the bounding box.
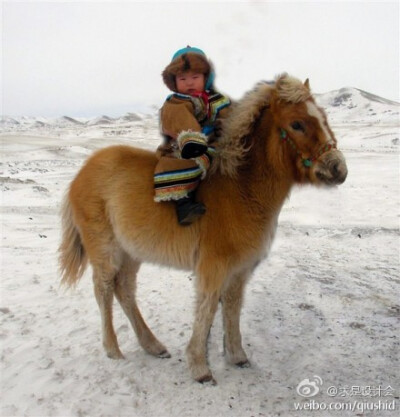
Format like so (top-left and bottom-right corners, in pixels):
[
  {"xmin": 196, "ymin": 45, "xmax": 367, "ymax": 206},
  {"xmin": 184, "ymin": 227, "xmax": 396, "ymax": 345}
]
[
  {"xmin": 114, "ymin": 254, "xmax": 170, "ymax": 358},
  {"xmin": 92, "ymin": 263, "xmax": 124, "ymax": 359},
  {"xmin": 221, "ymin": 270, "xmax": 251, "ymax": 367}
]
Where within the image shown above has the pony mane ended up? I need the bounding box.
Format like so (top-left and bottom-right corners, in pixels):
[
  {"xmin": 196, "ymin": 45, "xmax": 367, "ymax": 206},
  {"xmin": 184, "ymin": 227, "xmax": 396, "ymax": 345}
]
[
  {"xmin": 214, "ymin": 74, "xmax": 311, "ymax": 177},
  {"xmin": 275, "ymin": 74, "xmax": 311, "ymax": 103}
]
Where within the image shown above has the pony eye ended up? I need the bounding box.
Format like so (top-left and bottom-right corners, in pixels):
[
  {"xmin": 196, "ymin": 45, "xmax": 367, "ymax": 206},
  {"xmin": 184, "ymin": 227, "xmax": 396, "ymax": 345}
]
[{"xmin": 291, "ymin": 121, "xmax": 304, "ymax": 132}]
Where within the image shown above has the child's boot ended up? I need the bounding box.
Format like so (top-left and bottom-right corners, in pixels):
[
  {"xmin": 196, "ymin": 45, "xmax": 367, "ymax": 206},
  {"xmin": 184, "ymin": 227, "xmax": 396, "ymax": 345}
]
[{"xmin": 176, "ymin": 192, "xmax": 206, "ymax": 225}]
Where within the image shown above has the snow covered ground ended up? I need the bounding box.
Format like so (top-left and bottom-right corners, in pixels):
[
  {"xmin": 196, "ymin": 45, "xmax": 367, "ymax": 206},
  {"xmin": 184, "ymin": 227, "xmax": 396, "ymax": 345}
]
[{"xmin": 1, "ymin": 88, "xmax": 399, "ymax": 417}]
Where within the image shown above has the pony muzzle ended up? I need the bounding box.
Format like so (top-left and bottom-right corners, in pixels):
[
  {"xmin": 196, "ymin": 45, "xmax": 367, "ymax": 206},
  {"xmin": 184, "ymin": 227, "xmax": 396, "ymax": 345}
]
[{"xmin": 313, "ymin": 149, "xmax": 348, "ymax": 185}]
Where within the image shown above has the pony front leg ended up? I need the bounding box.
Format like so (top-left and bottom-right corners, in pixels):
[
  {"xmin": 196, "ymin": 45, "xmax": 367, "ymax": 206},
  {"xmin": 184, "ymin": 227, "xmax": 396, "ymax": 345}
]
[
  {"xmin": 221, "ymin": 271, "xmax": 250, "ymax": 367},
  {"xmin": 186, "ymin": 290, "xmax": 220, "ymax": 383}
]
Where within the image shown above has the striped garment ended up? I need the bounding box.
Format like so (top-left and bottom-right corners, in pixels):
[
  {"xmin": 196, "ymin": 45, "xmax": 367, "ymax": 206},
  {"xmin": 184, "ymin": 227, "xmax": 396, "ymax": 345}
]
[
  {"xmin": 154, "ymin": 151, "xmax": 214, "ymax": 202},
  {"xmin": 155, "ymin": 91, "xmax": 229, "ymax": 202}
]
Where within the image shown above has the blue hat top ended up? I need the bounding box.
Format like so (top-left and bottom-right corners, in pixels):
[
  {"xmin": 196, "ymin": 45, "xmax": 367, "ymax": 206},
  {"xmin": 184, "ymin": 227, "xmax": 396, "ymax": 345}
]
[{"xmin": 172, "ymin": 46, "xmax": 206, "ymax": 61}]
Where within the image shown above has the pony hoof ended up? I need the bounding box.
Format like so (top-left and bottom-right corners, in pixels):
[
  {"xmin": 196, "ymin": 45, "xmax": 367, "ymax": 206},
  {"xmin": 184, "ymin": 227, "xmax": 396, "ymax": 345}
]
[
  {"xmin": 158, "ymin": 350, "xmax": 171, "ymax": 359},
  {"xmin": 196, "ymin": 374, "xmax": 217, "ymax": 385},
  {"xmin": 235, "ymin": 360, "xmax": 251, "ymax": 368},
  {"xmin": 106, "ymin": 351, "xmax": 125, "ymax": 360}
]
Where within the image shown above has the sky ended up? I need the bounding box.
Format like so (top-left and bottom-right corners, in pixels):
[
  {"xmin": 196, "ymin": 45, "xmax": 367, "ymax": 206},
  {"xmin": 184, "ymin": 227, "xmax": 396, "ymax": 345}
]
[{"xmin": 1, "ymin": 0, "xmax": 399, "ymax": 118}]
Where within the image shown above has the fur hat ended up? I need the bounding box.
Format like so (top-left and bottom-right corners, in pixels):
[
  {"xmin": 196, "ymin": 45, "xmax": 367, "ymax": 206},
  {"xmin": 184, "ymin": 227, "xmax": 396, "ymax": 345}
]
[{"xmin": 162, "ymin": 46, "xmax": 215, "ymax": 92}]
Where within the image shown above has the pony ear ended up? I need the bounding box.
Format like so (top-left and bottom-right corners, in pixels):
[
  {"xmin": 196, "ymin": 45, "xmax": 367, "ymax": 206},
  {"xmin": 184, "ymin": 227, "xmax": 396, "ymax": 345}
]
[{"xmin": 304, "ymin": 78, "xmax": 310, "ymax": 90}]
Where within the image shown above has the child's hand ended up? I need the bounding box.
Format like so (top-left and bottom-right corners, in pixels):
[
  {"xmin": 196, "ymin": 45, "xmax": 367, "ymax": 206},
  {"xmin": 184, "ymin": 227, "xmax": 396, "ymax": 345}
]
[{"xmin": 177, "ymin": 131, "xmax": 208, "ymax": 159}]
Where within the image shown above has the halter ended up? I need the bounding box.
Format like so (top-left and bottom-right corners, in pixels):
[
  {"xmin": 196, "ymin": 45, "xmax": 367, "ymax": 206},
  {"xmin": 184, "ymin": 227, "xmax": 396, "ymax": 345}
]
[{"xmin": 279, "ymin": 128, "xmax": 336, "ymax": 168}]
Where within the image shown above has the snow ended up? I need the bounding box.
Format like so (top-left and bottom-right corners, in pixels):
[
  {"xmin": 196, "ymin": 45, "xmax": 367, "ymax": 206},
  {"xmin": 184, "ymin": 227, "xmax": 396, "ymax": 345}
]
[{"xmin": 1, "ymin": 88, "xmax": 399, "ymax": 417}]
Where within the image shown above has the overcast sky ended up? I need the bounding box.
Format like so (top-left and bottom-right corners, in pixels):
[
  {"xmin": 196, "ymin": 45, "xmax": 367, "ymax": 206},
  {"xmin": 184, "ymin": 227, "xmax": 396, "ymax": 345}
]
[{"xmin": 2, "ymin": 0, "xmax": 399, "ymax": 117}]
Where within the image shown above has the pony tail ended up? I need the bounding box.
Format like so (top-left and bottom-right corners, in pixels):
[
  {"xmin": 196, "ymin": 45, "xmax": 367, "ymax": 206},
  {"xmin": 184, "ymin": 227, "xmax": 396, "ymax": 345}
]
[{"xmin": 58, "ymin": 193, "xmax": 88, "ymax": 287}]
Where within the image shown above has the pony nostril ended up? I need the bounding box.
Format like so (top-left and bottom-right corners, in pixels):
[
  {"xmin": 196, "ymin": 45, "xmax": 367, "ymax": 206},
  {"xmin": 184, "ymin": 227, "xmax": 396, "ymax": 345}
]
[
  {"xmin": 331, "ymin": 161, "xmax": 339, "ymax": 177},
  {"xmin": 331, "ymin": 162, "xmax": 348, "ymax": 184}
]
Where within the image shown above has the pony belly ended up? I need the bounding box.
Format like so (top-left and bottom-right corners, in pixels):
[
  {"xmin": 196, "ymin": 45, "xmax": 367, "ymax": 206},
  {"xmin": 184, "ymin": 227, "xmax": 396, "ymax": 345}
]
[
  {"xmin": 115, "ymin": 230, "xmax": 198, "ymax": 271},
  {"xmin": 108, "ymin": 198, "xmax": 199, "ymax": 271}
]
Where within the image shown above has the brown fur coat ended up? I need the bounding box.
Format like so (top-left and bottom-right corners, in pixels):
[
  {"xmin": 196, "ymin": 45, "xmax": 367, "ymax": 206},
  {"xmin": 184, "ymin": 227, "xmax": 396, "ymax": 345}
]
[{"xmin": 157, "ymin": 92, "xmax": 231, "ymax": 158}]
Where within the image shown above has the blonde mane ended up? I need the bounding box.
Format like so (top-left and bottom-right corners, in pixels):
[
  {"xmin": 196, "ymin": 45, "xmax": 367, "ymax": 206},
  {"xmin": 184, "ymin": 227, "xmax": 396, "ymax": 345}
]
[{"xmin": 214, "ymin": 74, "xmax": 311, "ymax": 177}]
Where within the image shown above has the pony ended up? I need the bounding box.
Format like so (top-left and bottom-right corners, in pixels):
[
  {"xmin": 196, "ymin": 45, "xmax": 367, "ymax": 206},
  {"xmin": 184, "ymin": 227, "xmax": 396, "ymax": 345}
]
[{"xmin": 59, "ymin": 74, "xmax": 347, "ymax": 384}]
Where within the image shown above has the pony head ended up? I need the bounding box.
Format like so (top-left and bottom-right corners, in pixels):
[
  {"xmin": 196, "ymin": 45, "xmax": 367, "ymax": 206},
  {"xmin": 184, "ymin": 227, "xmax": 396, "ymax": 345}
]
[{"xmin": 269, "ymin": 74, "xmax": 348, "ymax": 185}]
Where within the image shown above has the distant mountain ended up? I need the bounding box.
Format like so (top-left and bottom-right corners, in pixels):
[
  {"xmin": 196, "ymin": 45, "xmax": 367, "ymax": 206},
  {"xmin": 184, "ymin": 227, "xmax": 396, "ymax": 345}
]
[
  {"xmin": 86, "ymin": 115, "xmax": 115, "ymax": 126},
  {"xmin": 316, "ymin": 87, "xmax": 399, "ymax": 124},
  {"xmin": 1, "ymin": 116, "xmax": 21, "ymax": 127},
  {"xmin": 317, "ymin": 87, "xmax": 399, "ymax": 108},
  {"xmin": 0, "ymin": 112, "xmax": 144, "ymax": 129},
  {"xmin": 354, "ymin": 88, "xmax": 399, "ymax": 106},
  {"xmin": 1, "ymin": 88, "xmax": 398, "ymax": 132},
  {"xmin": 58, "ymin": 116, "xmax": 84, "ymax": 126},
  {"xmin": 118, "ymin": 112, "xmax": 142, "ymax": 122}
]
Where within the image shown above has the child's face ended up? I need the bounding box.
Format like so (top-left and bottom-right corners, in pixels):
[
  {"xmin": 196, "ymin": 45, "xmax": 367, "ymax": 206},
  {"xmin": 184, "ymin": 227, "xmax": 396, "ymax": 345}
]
[{"xmin": 175, "ymin": 71, "xmax": 205, "ymax": 95}]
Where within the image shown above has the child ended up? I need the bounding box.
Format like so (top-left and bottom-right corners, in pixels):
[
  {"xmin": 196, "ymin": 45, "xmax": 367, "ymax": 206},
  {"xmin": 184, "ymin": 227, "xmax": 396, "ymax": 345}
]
[{"xmin": 154, "ymin": 46, "xmax": 231, "ymax": 226}]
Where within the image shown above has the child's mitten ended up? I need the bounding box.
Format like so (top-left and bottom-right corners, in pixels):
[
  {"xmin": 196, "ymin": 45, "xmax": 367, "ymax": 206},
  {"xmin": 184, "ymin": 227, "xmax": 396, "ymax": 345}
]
[{"xmin": 177, "ymin": 131, "xmax": 208, "ymax": 159}]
